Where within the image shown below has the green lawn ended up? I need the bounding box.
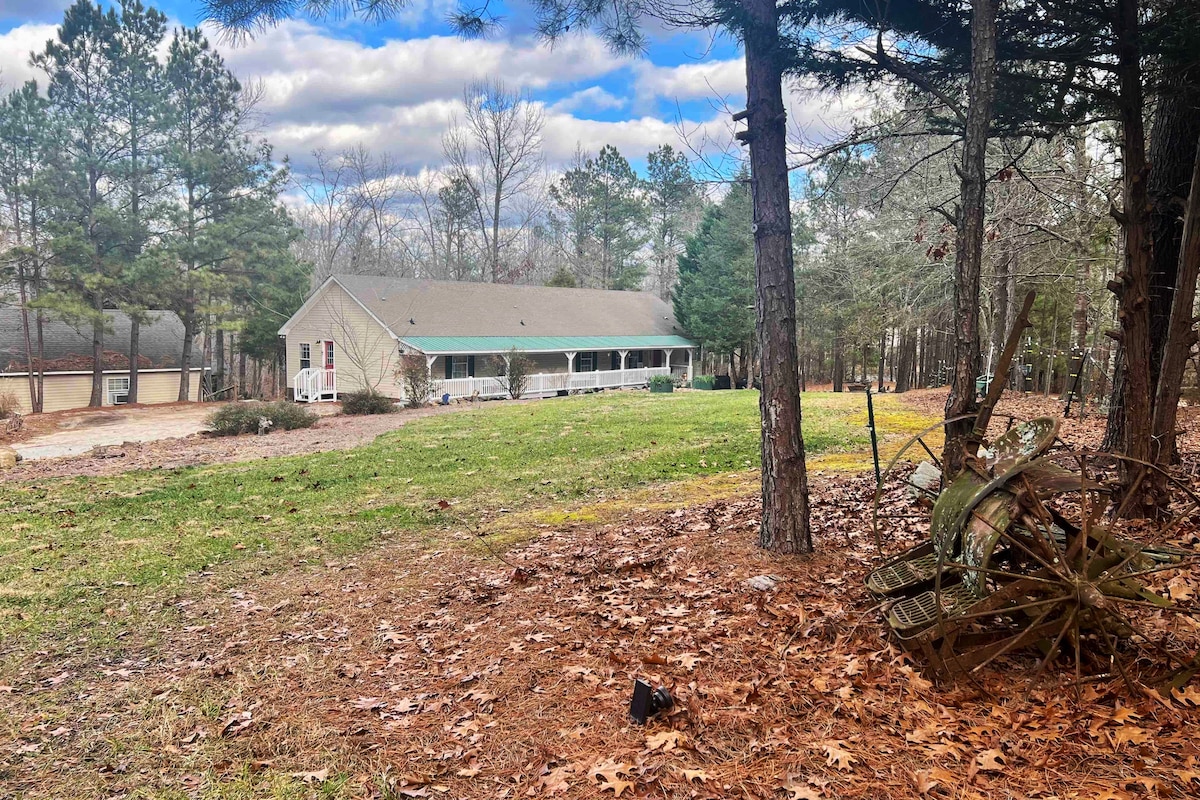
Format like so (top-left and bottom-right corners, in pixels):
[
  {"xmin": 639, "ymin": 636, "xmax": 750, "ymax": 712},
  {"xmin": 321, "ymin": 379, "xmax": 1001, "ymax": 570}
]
[{"xmin": 0, "ymin": 390, "xmax": 918, "ymax": 657}]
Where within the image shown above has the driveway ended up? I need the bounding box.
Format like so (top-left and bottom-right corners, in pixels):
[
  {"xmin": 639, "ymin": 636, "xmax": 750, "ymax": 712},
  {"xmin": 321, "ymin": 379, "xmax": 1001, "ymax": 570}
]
[{"xmin": 12, "ymin": 404, "xmax": 222, "ymax": 461}]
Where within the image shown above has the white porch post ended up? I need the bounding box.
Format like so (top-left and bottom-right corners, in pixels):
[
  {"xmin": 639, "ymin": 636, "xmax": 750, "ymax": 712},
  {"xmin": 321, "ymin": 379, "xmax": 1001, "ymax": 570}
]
[
  {"xmin": 687, "ymin": 348, "xmax": 694, "ymax": 382},
  {"xmin": 618, "ymin": 350, "xmax": 628, "ymax": 387},
  {"xmin": 425, "ymin": 355, "xmax": 436, "ymax": 403},
  {"xmin": 565, "ymin": 351, "xmax": 576, "ymax": 373},
  {"xmin": 663, "ymin": 348, "xmax": 674, "ymax": 376}
]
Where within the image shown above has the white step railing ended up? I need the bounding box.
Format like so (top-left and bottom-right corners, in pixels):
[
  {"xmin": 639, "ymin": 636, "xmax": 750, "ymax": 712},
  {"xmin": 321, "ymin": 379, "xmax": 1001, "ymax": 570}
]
[
  {"xmin": 294, "ymin": 368, "xmax": 336, "ymax": 402},
  {"xmin": 419, "ymin": 366, "xmax": 670, "ymax": 402}
]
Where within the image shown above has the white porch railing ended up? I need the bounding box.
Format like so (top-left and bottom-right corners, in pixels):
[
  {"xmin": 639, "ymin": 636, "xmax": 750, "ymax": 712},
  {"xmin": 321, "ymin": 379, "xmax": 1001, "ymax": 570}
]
[
  {"xmin": 420, "ymin": 366, "xmax": 671, "ymax": 402},
  {"xmin": 294, "ymin": 367, "xmax": 336, "ymax": 402}
]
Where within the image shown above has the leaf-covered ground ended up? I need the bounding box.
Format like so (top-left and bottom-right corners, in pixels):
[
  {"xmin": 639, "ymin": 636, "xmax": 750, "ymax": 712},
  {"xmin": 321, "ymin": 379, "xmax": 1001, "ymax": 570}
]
[{"xmin": 2, "ymin": 391, "xmax": 1199, "ymax": 799}]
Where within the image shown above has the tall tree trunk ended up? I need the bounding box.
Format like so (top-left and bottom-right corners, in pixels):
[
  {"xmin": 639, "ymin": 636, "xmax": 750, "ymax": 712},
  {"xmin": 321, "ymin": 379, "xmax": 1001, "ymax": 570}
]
[
  {"xmin": 877, "ymin": 329, "xmax": 887, "ymax": 387},
  {"xmin": 16, "ymin": 263, "xmax": 39, "ymax": 413},
  {"xmin": 741, "ymin": 0, "xmax": 811, "ymax": 554},
  {"xmin": 178, "ymin": 307, "xmax": 195, "ymax": 402},
  {"xmin": 1150, "ymin": 134, "xmax": 1200, "ymax": 468},
  {"xmin": 1109, "ymin": 0, "xmax": 1155, "ymax": 477},
  {"xmin": 128, "ymin": 320, "xmax": 140, "ymax": 404},
  {"xmin": 1146, "ymin": 71, "xmax": 1200, "ymax": 390},
  {"xmin": 942, "ymin": 0, "xmax": 1000, "ymax": 479},
  {"xmin": 833, "ymin": 332, "xmax": 844, "ymax": 392},
  {"xmin": 90, "ymin": 299, "xmax": 105, "ymax": 408}
]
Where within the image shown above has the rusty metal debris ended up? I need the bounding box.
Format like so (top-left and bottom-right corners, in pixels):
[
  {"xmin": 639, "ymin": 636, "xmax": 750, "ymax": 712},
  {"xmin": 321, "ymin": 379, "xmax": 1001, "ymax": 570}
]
[{"xmin": 869, "ymin": 417, "xmax": 1200, "ymax": 689}]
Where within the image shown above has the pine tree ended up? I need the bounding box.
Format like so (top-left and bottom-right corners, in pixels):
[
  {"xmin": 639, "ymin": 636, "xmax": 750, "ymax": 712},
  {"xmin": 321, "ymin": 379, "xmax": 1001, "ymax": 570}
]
[{"xmin": 34, "ymin": 0, "xmax": 124, "ymax": 407}]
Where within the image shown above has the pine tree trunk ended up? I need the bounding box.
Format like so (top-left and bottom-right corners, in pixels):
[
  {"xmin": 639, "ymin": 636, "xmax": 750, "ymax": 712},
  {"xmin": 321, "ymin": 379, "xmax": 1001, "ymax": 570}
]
[
  {"xmin": 1110, "ymin": 0, "xmax": 1155, "ymax": 478},
  {"xmin": 1150, "ymin": 133, "xmax": 1200, "ymax": 468},
  {"xmin": 178, "ymin": 308, "xmax": 195, "ymax": 402},
  {"xmin": 742, "ymin": 0, "xmax": 811, "ymax": 554},
  {"xmin": 90, "ymin": 300, "xmax": 105, "ymax": 408},
  {"xmin": 942, "ymin": 0, "xmax": 999, "ymax": 479},
  {"xmin": 1147, "ymin": 71, "xmax": 1200, "ymax": 390},
  {"xmin": 128, "ymin": 320, "xmax": 140, "ymax": 404}
]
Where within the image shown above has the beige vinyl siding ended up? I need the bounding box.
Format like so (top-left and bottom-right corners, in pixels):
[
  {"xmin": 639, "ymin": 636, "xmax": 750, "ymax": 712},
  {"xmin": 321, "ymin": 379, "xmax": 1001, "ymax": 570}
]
[
  {"xmin": 0, "ymin": 369, "xmax": 202, "ymax": 414},
  {"xmin": 285, "ymin": 282, "xmax": 400, "ymax": 398}
]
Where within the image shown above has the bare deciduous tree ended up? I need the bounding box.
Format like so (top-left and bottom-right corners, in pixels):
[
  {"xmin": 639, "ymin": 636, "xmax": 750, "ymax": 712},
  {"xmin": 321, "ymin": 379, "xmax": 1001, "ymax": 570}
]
[
  {"xmin": 443, "ymin": 79, "xmax": 545, "ymax": 283},
  {"xmin": 490, "ymin": 348, "xmax": 534, "ymax": 399}
]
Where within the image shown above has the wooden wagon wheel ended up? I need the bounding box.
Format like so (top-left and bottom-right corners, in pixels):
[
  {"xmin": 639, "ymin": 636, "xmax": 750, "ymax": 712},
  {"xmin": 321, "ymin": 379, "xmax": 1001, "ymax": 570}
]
[
  {"xmin": 869, "ymin": 413, "xmax": 1070, "ymax": 559},
  {"xmin": 924, "ymin": 451, "xmax": 1200, "ymax": 688}
]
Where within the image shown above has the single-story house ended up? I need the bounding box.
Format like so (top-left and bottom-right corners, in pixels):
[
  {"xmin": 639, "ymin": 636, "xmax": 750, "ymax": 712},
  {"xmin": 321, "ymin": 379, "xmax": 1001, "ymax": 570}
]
[
  {"xmin": 0, "ymin": 309, "xmax": 204, "ymax": 413},
  {"xmin": 279, "ymin": 275, "xmax": 697, "ymax": 402}
]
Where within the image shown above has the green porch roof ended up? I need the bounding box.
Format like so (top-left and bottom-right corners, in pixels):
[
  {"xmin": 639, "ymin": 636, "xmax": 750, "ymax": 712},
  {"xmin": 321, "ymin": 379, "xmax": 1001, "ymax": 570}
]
[{"xmin": 399, "ymin": 335, "xmax": 695, "ymax": 355}]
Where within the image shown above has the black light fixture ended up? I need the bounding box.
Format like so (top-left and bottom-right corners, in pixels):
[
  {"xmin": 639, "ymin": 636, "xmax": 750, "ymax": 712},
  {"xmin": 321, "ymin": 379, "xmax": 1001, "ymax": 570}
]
[{"xmin": 629, "ymin": 679, "xmax": 672, "ymax": 725}]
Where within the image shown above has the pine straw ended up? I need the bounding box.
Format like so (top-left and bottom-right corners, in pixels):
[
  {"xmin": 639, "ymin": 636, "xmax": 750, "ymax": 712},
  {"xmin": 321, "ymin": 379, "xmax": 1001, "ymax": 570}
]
[{"xmin": 4, "ymin": 397, "xmax": 1200, "ymax": 799}]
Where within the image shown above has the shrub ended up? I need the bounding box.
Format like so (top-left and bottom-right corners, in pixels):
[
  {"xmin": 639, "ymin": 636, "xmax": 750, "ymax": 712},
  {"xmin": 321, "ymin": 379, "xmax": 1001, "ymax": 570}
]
[
  {"xmin": 649, "ymin": 375, "xmax": 674, "ymax": 390},
  {"xmin": 341, "ymin": 389, "xmax": 397, "ymax": 415},
  {"xmin": 691, "ymin": 375, "xmax": 716, "ymax": 390},
  {"xmin": 0, "ymin": 390, "xmax": 19, "ymax": 420},
  {"xmin": 397, "ymin": 354, "xmax": 438, "ymax": 408},
  {"xmin": 489, "ymin": 348, "xmax": 535, "ymax": 399},
  {"xmin": 207, "ymin": 401, "xmax": 319, "ymax": 436}
]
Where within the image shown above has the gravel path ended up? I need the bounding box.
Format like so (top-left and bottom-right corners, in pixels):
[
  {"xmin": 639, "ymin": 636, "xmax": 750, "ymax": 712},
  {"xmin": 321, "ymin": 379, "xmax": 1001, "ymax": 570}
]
[{"xmin": 2, "ymin": 402, "xmax": 468, "ymax": 482}]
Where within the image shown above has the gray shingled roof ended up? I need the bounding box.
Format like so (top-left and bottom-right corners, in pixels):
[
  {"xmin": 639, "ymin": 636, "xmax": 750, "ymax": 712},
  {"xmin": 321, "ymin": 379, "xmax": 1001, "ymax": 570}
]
[
  {"xmin": 0, "ymin": 307, "xmax": 200, "ymax": 373},
  {"xmin": 325, "ymin": 275, "xmax": 686, "ymax": 338}
]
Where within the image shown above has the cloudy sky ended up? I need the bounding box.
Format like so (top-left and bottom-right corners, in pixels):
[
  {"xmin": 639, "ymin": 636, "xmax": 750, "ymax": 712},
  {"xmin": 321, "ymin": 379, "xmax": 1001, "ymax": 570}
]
[{"xmin": 0, "ymin": 0, "xmax": 858, "ymax": 177}]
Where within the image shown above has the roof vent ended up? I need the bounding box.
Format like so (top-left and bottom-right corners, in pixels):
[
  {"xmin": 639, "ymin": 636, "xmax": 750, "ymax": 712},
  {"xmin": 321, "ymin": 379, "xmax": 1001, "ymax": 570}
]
[
  {"xmin": 520, "ymin": 319, "xmax": 525, "ymax": 326},
  {"xmin": 409, "ymin": 318, "xmax": 416, "ymax": 325}
]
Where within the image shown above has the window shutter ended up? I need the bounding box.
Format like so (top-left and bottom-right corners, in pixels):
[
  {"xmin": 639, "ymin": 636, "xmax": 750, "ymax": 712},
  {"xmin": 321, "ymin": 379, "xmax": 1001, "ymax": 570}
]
[
  {"xmin": 467, "ymin": 355, "xmax": 475, "ymax": 377},
  {"xmin": 444, "ymin": 357, "xmax": 452, "ymax": 379},
  {"xmin": 592, "ymin": 352, "xmax": 599, "ymax": 369},
  {"xmin": 611, "ymin": 352, "xmax": 619, "ymax": 370}
]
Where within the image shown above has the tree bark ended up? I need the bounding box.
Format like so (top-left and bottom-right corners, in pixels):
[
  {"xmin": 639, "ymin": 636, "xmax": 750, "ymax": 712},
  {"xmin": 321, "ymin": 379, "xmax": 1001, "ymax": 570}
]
[
  {"xmin": 90, "ymin": 300, "xmax": 105, "ymax": 408},
  {"xmin": 741, "ymin": 0, "xmax": 811, "ymax": 554},
  {"xmin": 942, "ymin": 0, "xmax": 999, "ymax": 479},
  {"xmin": 1110, "ymin": 0, "xmax": 1155, "ymax": 475},
  {"xmin": 1147, "ymin": 71, "xmax": 1200, "ymax": 390},
  {"xmin": 1150, "ymin": 133, "xmax": 1200, "ymax": 467},
  {"xmin": 128, "ymin": 320, "xmax": 140, "ymax": 404},
  {"xmin": 178, "ymin": 307, "xmax": 195, "ymax": 402}
]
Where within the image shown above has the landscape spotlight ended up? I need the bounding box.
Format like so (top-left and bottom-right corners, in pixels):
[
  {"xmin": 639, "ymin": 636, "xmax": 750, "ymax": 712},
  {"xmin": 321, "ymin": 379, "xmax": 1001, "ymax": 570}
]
[{"xmin": 629, "ymin": 679, "xmax": 672, "ymax": 725}]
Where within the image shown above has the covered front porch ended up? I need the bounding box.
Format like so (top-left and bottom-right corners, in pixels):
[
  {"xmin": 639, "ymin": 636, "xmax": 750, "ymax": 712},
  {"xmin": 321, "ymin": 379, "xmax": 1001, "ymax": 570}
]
[{"xmin": 401, "ymin": 335, "xmax": 695, "ymax": 402}]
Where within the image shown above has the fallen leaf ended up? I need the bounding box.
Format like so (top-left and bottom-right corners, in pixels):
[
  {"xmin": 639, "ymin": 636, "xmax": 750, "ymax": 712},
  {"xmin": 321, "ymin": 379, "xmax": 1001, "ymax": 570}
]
[
  {"xmin": 680, "ymin": 768, "xmax": 709, "ymax": 783},
  {"xmin": 822, "ymin": 741, "xmax": 857, "ymax": 771},
  {"xmin": 289, "ymin": 769, "xmax": 330, "ymax": 784},
  {"xmin": 589, "ymin": 760, "xmax": 634, "ymax": 797},
  {"xmin": 976, "ymin": 748, "xmax": 1005, "ymax": 772},
  {"xmin": 645, "ymin": 730, "xmax": 685, "ymax": 752}
]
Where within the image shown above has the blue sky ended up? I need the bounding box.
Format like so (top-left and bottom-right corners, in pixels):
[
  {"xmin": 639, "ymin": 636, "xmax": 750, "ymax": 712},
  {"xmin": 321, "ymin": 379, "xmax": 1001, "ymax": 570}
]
[{"xmin": 0, "ymin": 0, "xmax": 856, "ymax": 177}]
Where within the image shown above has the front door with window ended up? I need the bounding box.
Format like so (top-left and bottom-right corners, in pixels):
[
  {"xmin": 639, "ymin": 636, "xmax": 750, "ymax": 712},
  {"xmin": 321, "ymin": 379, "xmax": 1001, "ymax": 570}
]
[{"xmin": 323, "ymin": 341, "xmax": 335, "ymax": 392}]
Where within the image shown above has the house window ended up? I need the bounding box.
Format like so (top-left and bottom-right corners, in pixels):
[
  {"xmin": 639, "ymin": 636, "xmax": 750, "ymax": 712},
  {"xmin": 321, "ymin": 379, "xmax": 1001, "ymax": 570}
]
[
  {"xmin": 107, "ymin": 376, "xmax": 130, "ymax": 405},
  {"xmin": 451, "ymin": 356, "xmax": 469, "ymax": 379},
  {"xmin": 299, "ymin": 343, "xmax": 311, "ymax": 370},
  {"xmin": 579, "ymin": 352, "xmax": 595, "ymax": 371}
]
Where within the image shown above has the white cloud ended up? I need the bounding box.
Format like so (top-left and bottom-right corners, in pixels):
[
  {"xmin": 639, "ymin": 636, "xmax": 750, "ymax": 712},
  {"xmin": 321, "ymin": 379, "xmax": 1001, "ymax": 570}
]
[
  {"xmin": 216, "ymin": 21, "xmax": 630, "ymax": 126},
  {"xmin": 0, "ymin": 22, "xmax": 54, "ymax": 89},
  {"xmin": 633, "ymin": 58, "xmax": 744, "ymax": 106},
  {"xmin": 550, "ymin": 86, "xmax": 627, "ymax": 115}
]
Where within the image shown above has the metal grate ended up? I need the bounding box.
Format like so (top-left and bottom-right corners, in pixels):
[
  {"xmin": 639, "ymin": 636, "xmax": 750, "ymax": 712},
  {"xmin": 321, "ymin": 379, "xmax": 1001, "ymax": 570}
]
[
  {"xmin": 888, "ymin": 584, "xmax": 976, "ymax": 636},
  {"xmin": 867, "ymin": 552, "xmax": 941, "ymax": 596}
]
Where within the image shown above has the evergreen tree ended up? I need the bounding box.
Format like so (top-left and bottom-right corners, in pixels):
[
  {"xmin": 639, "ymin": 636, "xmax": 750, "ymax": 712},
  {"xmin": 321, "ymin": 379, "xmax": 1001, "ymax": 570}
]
[
  {"xmin": 34, "ymin": 0, "xmax": 124, "ymax": 407},
  {"xmin": 0, "ymin": 82, "xmax": 56, "ymax": 412},
  {"xmin": 645, "ymin": 144, "xmax": 701, "ymax": 300},
  {"xmin": 110, "ymin": 0, "xmax": 168, "ymax": 402},
  {"xmin": 674, "ymin": 172, "xmax": 755, "ymax": 376}
]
